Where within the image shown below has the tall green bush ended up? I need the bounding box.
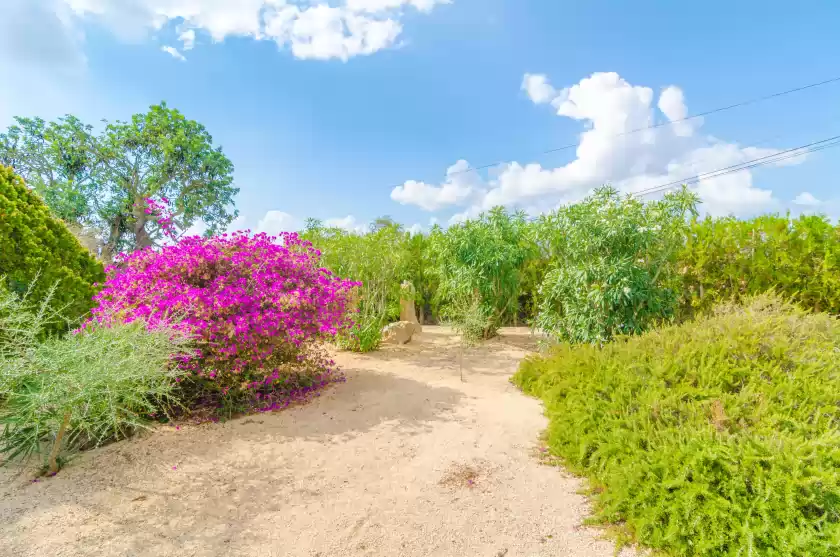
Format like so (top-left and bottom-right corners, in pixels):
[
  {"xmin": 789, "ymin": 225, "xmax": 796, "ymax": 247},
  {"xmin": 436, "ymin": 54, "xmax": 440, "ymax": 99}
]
[
  {"xmin": 533, "ymin": 186, "xmax": 698, "ymax": 343},
  {"xmin": 429, "ymin": 207, "xmax": 532, "ymax": 338},
  {"xmin": 513, "ymin": 296, "xmax": 840, "ymax": 556},
  {"xmin": 0, "ymin": 165, "xmax": 104, "ymax": 329},
  {"xmin": 680, "ymin": 213, "xmax": 840, "ymax": 316},
  {"xmin": 302, "ymin": 221, "xmax": 414, "ymax": 351}
]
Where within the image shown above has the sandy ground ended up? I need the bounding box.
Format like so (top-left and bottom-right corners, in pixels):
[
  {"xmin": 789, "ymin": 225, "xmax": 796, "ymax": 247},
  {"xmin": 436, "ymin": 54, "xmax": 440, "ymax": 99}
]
[{"xmin": 0, "ymin": 327, "xmax": 637, "ymax": 557}]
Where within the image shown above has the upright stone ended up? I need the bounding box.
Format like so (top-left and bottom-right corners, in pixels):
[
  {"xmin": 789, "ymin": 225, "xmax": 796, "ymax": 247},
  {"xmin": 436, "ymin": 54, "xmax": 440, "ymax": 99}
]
[{"xmin": 399, "ymin": 280, "xmax": 422, "ymax": 333}]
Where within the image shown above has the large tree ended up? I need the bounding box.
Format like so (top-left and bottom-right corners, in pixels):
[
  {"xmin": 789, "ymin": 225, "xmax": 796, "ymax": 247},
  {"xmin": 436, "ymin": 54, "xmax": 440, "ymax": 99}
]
[{"xmin": 0, "ymin": 103, "xmax": 238, "ymax": 259}]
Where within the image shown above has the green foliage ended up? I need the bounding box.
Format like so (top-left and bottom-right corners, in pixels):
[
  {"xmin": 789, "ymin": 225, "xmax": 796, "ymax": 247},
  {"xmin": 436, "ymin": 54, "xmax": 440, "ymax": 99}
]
[
  {"xmin": 449, "ymin": 292, "xmax": 491, "ymax": 345},
  {"xmin": 0, "ymin": 104, "xmax": 238, "ymax": 258},
  {"xmin": 533, "ymin": 186, "xmax": 699, "ymax": 343},
  {"xmin": 303, "ymin": 220, "xmax": 413, "ymax": 351},
  {"xmin": 429, "ymin": 207, "xmax": 532, "ymax": 338},
  {"xmin": 0, "ymin": 283, "xmax": 190, "ymax": 472},
  {"xmin": 513, "ymin": 296, "xmax": 840, "ymax": 556},
  {"xmin": 679, "ymin": 213, "xmax": 840, "ymax": 316},
  {"xmin": 0, "ymin": 165, "xmax": 104, "ymax": 331}
]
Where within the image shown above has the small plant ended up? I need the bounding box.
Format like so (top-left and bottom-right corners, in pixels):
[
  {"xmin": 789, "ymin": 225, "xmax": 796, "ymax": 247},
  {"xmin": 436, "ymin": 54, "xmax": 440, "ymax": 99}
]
[
  {"xmin": 0, "ymin": 283, "xmax": 190, "ymax": 473},
  {"xmin": 513, "ymin": 295, "xmax": 840, "ymax": 556}
]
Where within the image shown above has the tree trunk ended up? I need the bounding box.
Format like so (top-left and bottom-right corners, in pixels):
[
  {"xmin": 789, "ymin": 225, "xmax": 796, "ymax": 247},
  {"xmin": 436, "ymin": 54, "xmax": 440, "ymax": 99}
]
[
  {"xmin": 133, "ymin": 197, "xmax": 152, "ymax": 251},
  {"xmin": 102, "ymin": 213, "xmax": 123, "ymax": 263},
  {"xmin": 48, "ymin": 411, "xmax": 72, "ymax": 475}
]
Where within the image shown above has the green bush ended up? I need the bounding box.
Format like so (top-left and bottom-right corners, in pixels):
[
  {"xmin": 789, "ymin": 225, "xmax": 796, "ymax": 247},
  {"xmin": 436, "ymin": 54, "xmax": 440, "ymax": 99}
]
[
  {"xmin": 0, "ymin": 165, "xmax": 104, "ymax": 330},
  {"xmin": 679, "ymin": 213, "xmax": 840, "ymax": 317},
  {"xmin": 302, "ymin": 220, "xmax": 415, "ymax": 351},
  {"xmin": 533, "ymin": 186, "xmax": 698, "ymax": 344},
  {"xmin": 429, "ymin": 207, "xmax": 532, "ymax": 338},
  {"xmin": 0, "ymin": 282, "xmax": 190, "ymax": 473},
  {"xmin": 513, "ymin": 296, "xmax": 840, "ymax": 556}
]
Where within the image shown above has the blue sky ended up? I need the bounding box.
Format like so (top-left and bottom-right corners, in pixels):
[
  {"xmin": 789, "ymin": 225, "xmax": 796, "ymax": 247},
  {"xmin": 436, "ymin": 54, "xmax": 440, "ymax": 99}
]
[{"xmin": 2, "ymin": 0, "xmax": 839, "ymax": 234}]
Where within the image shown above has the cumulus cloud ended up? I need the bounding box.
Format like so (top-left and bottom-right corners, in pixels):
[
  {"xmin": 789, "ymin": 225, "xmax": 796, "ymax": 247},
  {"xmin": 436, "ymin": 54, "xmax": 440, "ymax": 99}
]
[
  {"xmin": 256, "ymin": 211, "xmax": 301, "ymax": 235},
  {"xmin": 325, "ymin": 215, "xmax": 368, "ymax": 233},
  {"xmin": 793, "ymin": 192, "xmax": 822, "ymax": 206},
  {"xmin": 178, "ymin": 28, "xmax": 196, "ymax": 50},
  {"xmin": 161, "ymin": 45, "xmax": 186, "ymax": 61},
  {"xmin": 521, "ymin": 73, "xmax": 557, "ymax": 104},
  {"xmin": 395, "ymin": 71, "xmax": 806, "ymax": 218},
  {"xmin": 45, "ymin": 0, "xmax": 447, "ymax": 63},
  {"xmin": 391, "ymin": 159, "xmax": 481, "ymax": 210}
]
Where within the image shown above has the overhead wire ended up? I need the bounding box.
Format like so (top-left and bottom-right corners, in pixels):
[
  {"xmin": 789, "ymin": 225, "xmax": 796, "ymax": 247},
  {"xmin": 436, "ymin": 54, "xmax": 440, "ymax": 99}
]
[
  {"xmin": 631, "ymin": 134, "xmax": 840, "ymax": 198},
  {"xmin": 390, "ymin": 73, "xmax": 840, "ymax": 188}
]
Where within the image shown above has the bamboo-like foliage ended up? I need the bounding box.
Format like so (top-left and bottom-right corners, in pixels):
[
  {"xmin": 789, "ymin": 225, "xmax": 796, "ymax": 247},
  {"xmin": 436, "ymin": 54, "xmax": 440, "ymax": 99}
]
[
  {"xmin": 428, "ymin": 207, "xmax": 533, "ymax": 339},
  {"xmin": 679, "ymin": 213, "xmax": 840, "ymax": 316}
]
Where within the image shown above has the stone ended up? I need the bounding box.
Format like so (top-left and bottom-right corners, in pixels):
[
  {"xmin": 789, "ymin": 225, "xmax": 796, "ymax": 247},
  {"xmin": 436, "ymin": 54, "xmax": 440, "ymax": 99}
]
[
  {"xmin": 399, "ymin": 281, "xmax": 422, "ymax": 333},
  {"xmin": 382, "ymin": 321, "xmax": 420, "ymax": 345}
]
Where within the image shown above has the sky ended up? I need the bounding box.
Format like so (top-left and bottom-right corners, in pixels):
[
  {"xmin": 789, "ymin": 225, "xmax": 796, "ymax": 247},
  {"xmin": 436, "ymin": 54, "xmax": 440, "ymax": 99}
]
[{"xmin": 2, "ymin": 0, "xmax": 839, "ymax": 235}]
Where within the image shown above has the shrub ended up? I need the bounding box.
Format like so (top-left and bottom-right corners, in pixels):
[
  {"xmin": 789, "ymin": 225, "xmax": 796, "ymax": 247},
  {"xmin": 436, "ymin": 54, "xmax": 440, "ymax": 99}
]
[
  {"xmin": 0, "ymin": 165, "xmax": 104, "ymax": 331},
  {"xmin": 302, "ymin": 221, "xmax": 413, "ymax": 351},
  {"xmin": 679, "ymin": 213, "xmax": 840, "ymax": 316},
  {"xmin": 429, "ymin": 207, "xmax": 532, "ymax": 338},
  {"xmin": 88, "ymin": 232, "xmax": 358, "ymax": 408},
  {"xmin": 0, "ymin": 282, "xmax": 190, "ymax": 473},
  {"xmin": 513, "ymin": 296, "xmax": 840, "ymax": 556},
  {"xmin": 533, "ymin": 186, "xmax": 698, "ymax": 344}
]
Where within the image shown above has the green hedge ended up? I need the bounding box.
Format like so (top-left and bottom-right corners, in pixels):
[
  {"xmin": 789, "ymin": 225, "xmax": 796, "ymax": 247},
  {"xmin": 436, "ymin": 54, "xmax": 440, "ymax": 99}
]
[
  {"xmin": 679, "ymin": 214, "xmax": 840, "ymax": 317},
  {"xmin": 513, "ymin": 296, "xmax": 840, "ymax": 556},
  {"xmin": 0, "ymin": 165, "xmax": 104, "ymax": 330}
]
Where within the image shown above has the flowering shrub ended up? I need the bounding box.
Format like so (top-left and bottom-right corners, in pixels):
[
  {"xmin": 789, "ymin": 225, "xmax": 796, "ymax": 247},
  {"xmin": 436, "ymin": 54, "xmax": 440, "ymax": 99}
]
[
  {"xmin": 139, "ymin": 196, "xmax": 176, "ymax": 241},
  {"xmin": 88, "ymin": 231, "xmax": 359, "ymax": 408}
]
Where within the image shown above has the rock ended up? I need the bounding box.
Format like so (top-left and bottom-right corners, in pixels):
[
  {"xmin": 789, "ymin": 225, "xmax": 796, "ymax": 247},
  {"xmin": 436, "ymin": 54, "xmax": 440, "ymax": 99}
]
[
  {"xmin": 382, "ymin": 321, "xmax": 420, "ymax": 345},
  {"xmin": 399, "ymin": 281, "xmax": 422, "ymax": 333}
]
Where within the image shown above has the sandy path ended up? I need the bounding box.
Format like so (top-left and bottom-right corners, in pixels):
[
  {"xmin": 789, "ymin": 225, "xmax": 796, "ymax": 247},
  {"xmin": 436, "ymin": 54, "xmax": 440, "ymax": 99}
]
[{"xmin": 0, "ymin": 327, "xmax": 636, "ymax": 557}]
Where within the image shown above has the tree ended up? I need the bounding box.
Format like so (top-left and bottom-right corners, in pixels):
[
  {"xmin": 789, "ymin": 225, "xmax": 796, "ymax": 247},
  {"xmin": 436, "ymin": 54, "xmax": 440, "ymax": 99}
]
[
  {"xmin": 0, "ymin": 115, "xmax": 99, "ymax": 225},
  {"xmin": 0, "ymin": 103, "xmax": 238, "ymax": 259}
]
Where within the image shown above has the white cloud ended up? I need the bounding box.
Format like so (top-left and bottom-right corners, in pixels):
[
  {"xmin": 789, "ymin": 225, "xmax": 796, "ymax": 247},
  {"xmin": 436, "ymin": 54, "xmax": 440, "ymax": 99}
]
[
  {"xmin": 256, "ymin": 211, "xmax": 301, "ymax": 235},
  {"xmin": 793, "ymin": 192, "xmax": 822, "ymax": 206},
  {"xmin": 264, "ymin": 4, "xmax": 403, "ymax": 61},
  {"xmin": 325, "ymin": 215, "xmax": 368, "ymax": 233},
  {"xmin": 391, "ymin": 159, "xmax": 481, "ymax": 210},
  {"xmin": 178, "ymin": 28, "xmax": 195, "ymax": 50},
  {"xmin": 521, "ymin": 73, "xmax": 557, "ymax": 104},
  {"xmin": 658, "ymin": 86, "xmax": 697, "ymax": 137},
  {"xmin": 161, "ymin": 45, "xmax": 186, "ymax": 61},
  {"xmin": 396, "ymin": 72, "xmax": 806, "ymax": 219},
  {"xmin": 345, "ymin": 0, "xmax": 449, "ymax": 13},
  {"xmin": 1, "ymin": 0, "xmax": 86, "ymax": 75},
  {"xmin": 47, "ymin": 0, "xmax": 446, "ymax": 63}
]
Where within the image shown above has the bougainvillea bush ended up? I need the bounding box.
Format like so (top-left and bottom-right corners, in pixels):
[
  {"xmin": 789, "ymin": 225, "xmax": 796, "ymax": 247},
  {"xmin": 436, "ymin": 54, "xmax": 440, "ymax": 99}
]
[{"xmin": 88, "ymin": 231, "xmax": 359, "ymax": 411}]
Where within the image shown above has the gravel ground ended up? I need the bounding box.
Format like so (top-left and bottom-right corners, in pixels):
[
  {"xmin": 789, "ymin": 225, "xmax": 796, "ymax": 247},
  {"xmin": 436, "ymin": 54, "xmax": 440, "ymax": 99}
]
[{"xmin": 0, "ymin": 327, "xmax": 638, "ymax": 557}]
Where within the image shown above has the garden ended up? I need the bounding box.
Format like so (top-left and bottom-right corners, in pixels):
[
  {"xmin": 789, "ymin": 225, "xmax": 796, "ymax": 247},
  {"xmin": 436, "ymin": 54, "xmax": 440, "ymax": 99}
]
[{"xmin": 2, "ymin": 106, "xmax": 840, "ymax": 556}]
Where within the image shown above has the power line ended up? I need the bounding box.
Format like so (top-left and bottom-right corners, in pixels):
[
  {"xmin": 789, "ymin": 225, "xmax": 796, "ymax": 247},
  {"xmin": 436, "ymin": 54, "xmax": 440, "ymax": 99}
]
[
  {"xmin": 396, "ymin": 73, "xmax": 840, "ymax": 187},
  {"xmin": 631, "ymin": 134, "xmax": 840, "ymax": 198}
]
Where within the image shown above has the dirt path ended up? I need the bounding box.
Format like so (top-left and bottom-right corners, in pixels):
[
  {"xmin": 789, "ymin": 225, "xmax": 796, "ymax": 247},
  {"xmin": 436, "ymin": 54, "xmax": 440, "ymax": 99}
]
[{"xmin": 1, "ymin": 327, "xmax": 636, "ymax": 557}]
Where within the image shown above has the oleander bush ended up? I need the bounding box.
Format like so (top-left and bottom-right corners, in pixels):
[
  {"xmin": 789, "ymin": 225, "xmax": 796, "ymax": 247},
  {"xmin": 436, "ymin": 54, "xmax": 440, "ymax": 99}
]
[{"xmin": 513, "ymin": 295, "xmax": 840, "ymax": 556}]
